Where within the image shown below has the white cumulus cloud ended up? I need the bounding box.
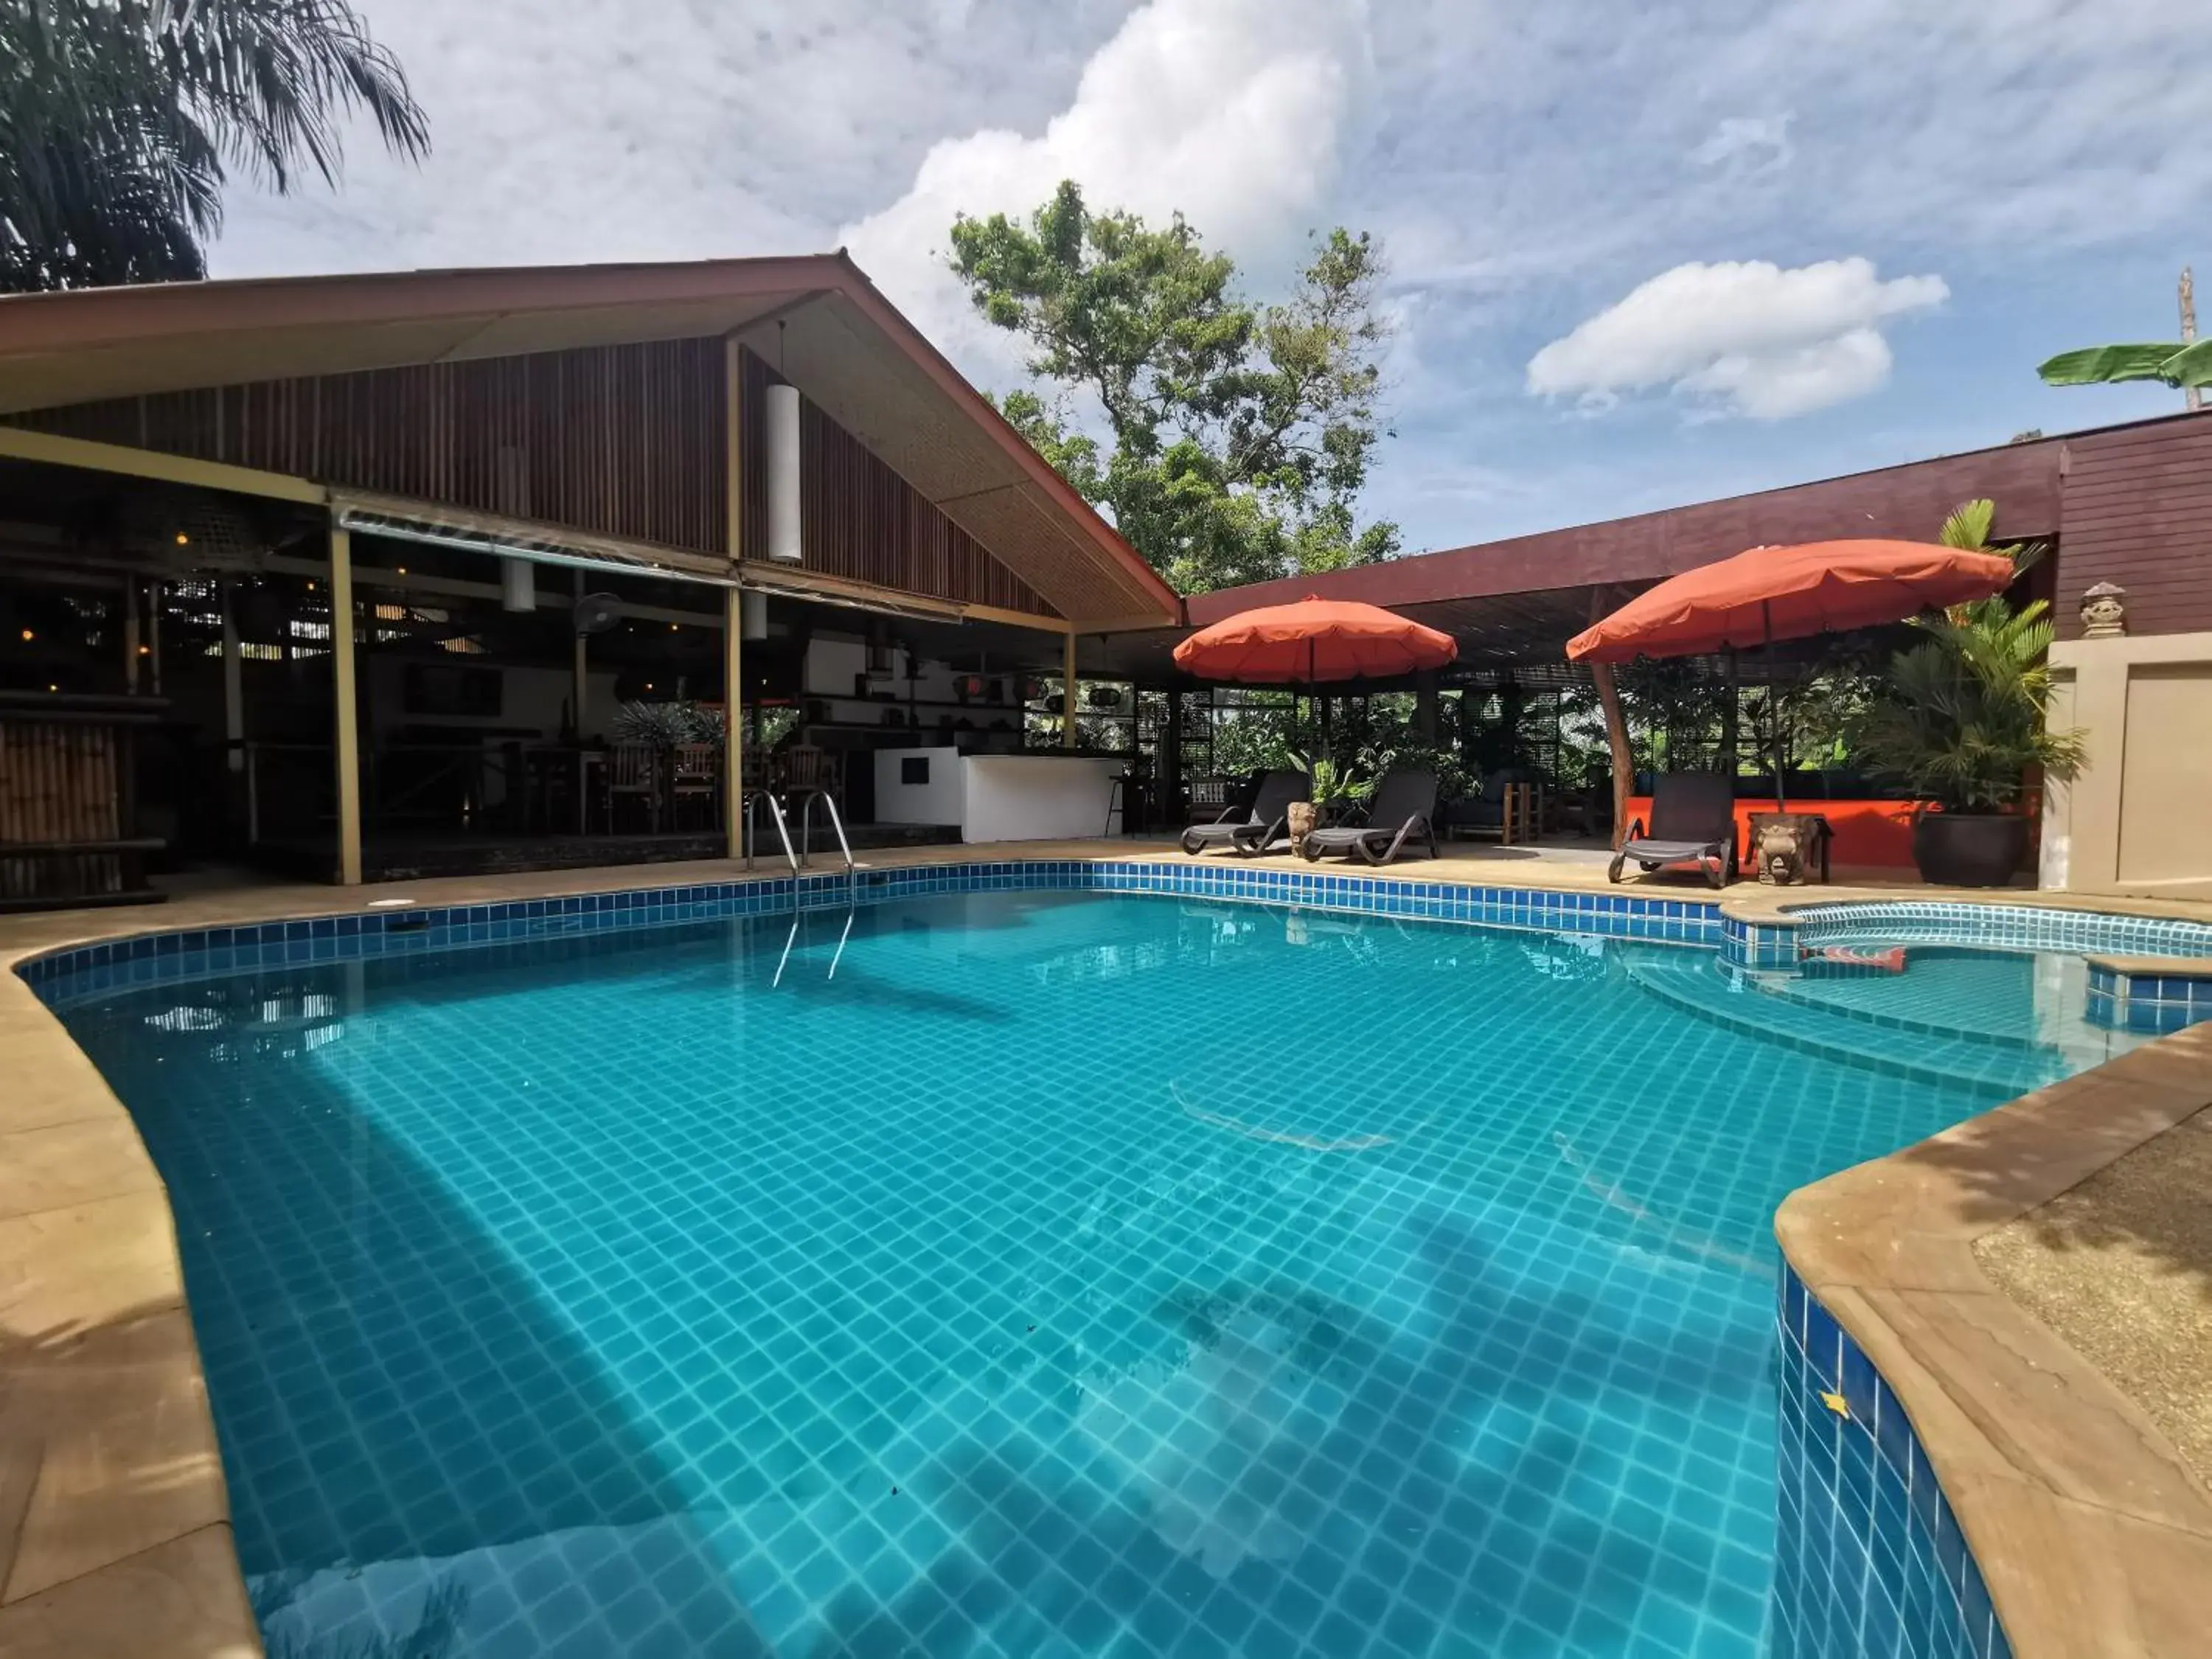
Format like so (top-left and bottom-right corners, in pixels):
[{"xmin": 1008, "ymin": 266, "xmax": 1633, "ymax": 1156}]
[
  {"xmin": 1525, "ymin": 257, "xmax": 1947, "ymax": 420},
  {"xmin": 839, "ymin": 0, "xmax": 1374, "ymax": 370}
]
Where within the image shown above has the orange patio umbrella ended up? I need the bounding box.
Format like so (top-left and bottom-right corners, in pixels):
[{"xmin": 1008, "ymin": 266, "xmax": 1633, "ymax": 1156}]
[
  {"xmin": 1565, "ymin": 540, "xmax": 2014, "ymax": 664},
  {"xmin": 1566, "ymin": 539, "xmax": 2015, "ymax": 807},
  {"xmin": 1174, "ymin": 595, "xmax": 1457, "ymax": 684}
]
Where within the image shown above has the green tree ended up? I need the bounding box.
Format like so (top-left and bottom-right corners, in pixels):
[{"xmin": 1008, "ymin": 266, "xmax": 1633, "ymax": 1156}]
[
  {"xmin": 2, "ymin": 0, "xmax": 429, "ymax": 292},
  {"xmin": 949, "ymin": 181, "xmax": 1398, "ymax": 594}
]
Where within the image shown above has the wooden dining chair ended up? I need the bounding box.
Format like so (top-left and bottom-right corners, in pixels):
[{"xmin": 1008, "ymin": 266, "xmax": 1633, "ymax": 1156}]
[
  {"xmin": 607, "ymin": 744, "xmax": 661, "ymax": 832},
  {"xmin": 782, "ymin": 744, "xmax": 837, "ymax": 797},
  {"xmin": 669, "ymin": 742, "xmax": 720, "ymax": 830}
]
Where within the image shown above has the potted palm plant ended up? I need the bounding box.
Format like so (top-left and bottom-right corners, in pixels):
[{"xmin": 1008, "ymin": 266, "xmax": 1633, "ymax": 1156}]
[{"xmin": 1851, "ymin": 529, "xmax": 2084, "ymax": 886}]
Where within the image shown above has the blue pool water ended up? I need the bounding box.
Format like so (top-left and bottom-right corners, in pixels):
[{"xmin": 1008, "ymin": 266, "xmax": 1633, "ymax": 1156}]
[{"xmin": 52, "ymin": 892, "xmax": 2087, "ymax": 1658}]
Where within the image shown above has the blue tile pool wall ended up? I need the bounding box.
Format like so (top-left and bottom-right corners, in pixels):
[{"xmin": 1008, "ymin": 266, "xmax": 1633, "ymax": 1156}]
[
  {"xmin": 1773, "ymin": 1263, "xmax": 2011, "ymax": 1659},
  {"xmin": 1722, "ymin": 917, "xmax": 1802, "ymax": 971},
  {"xmin": 17, "ymin": 859, "xmax": 1726, "ymax": 1009},
  {"xmin": 1786, "ymin": 900, "xmax": 2212, "ymax": 961},
  {"xmin": 2084, "ymin": 962, "xmax": 2212, "ymax": 1034}
]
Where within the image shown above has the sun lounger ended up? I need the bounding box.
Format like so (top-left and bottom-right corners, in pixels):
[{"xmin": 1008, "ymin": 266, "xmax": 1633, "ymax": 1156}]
[
  {"xmin": 1296, "ymin": 770, "xmax": 1439, "ymax": 866},
  {"xmin": 1182, "ymin": 768, "xmax": 1307, "ymax": 857},
  {"xmin": 1608, "ymin": 772, "xmax": 1737, "ymax": 888}
]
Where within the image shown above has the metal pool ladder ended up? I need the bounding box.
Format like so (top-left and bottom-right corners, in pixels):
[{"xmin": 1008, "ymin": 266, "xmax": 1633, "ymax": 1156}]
[
  {"xmin": 771, "ymin": 904, "xmax": 856, "ymax": 988},
  {"xmin": 793, "ymin": 787, "xmax": 858, "ymax": 898},
  {"xmin": 740, "ymin": 787, "xmax": 799, "ymax": 873}
]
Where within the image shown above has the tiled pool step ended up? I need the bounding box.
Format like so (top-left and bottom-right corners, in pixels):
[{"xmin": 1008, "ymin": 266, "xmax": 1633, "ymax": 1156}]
[
  {"xmin": 1754, "ymin": 963, "xmax": 2072, "ymax": 1051},
  {"xmin": 1618, "ymin": 953, "xmax": 2064, "ymax": 1096}
]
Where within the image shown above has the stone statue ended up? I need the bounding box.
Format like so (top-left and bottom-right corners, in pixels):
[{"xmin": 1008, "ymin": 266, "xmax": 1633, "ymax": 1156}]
[
  {"xmin": 1754, "ymin": 819, "xmax": 1802, "ymax": 886},
  {"xmin": 2079, "ymin": 582, "xmax": 2128, "ymax": 639}
]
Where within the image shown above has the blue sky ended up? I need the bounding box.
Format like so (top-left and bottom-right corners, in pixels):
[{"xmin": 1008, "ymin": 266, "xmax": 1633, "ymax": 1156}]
[{"xmin": 211, "ymin": 0, "xmax": 2209, "ymax": 557}]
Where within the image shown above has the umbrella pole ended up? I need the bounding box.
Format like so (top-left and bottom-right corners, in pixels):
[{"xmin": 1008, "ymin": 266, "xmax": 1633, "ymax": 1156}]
[{"xmin": 1764, "ymin": 599, "xmax": 1787, "ymax": 812}]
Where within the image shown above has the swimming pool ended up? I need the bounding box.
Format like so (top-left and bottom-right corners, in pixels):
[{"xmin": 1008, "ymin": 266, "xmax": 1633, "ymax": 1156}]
[{"xmin": 43, "ymin": 886, "xmax": 2136, "ymax": 1658}]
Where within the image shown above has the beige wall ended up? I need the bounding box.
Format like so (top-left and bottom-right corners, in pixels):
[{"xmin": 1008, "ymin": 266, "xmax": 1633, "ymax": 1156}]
[{"xmin": 2043, "ymin": 630, "xmax": 2212, "ymax": 901}]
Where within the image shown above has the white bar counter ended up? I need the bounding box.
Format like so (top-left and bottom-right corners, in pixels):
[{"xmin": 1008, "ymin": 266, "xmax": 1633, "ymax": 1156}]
[{"xmin": 874, "ymin": 748, "xmax": 1124, "ymax": 842}]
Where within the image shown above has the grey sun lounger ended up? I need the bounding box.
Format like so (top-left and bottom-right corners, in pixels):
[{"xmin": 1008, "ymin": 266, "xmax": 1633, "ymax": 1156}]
[
  {"xmin": 1296, "ymin": 770, "xmax": 1439, "ymax": 866},
  {"xmin": 1182, "ymin": 768, "xmax": 1307, "ymax": 857},
  {"xmin": 1608, "ymin": 771, "xmax": 1738, "ymax": 888}
]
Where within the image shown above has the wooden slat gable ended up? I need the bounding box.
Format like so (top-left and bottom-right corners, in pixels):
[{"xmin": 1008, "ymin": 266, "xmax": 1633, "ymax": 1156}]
[
  {"xmin": 735, "ymin": 349, "xmax": 1054, "ymax": 616},
  {"xmin": 10, "ymin": 340, "xmax": 728, "ymax": 554}
]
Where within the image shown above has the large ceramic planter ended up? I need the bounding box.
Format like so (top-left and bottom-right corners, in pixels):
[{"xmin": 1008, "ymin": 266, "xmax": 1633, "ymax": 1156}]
[{"xmin": 1912, "ymin": 811, "xmax": 2029, "ymax": 888}]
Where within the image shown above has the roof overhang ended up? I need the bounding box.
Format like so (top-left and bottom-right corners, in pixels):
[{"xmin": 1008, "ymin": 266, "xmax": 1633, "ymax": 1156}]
[{"xmin": 0, "ymin": 254, "xmax": 1182, "ymax": 627}]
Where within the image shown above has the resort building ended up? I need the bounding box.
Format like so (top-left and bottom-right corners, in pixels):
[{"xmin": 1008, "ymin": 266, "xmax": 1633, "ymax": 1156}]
[
  {"xmin": 0, "ymin": 257, "xmax": 1179, "ymax": 904},
  {"xmin": 1098, "ymin": 408, "xmax": 2212, "ymax": 901},
  {"xmin": 2, "ymin": 259, "xmax": 2208, "ymax": 1659}
]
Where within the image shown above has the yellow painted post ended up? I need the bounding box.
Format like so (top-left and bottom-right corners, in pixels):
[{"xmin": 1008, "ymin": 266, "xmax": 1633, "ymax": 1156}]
[
  {"xmin": 725, "ymin": 336, "xmax": 746, "ymax": 858},
  {"xmin": 724, "ymin": 587, "xmax": 745, "ymax": 859},
  {"xmin": 329, "ymin": 523, "xmax": 363, "ymax": 885},
  {"xmin": 1062, "ymin": 630, "xmax": 1079, "ymax": 751}
]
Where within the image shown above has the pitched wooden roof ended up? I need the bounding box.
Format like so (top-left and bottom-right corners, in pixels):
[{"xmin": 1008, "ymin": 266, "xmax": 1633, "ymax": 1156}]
[{"xmin": 0, "ymin": 254, "xmax": 1181, "ymax": 626}]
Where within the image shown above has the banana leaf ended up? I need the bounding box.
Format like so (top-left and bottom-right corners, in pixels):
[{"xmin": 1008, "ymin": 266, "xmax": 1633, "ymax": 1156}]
[
  {"xmin": 2162, "ymin": 337, "xmax": 2212, "ymax": 388},
  {"xmin": 2035, "ymin": 342, "xmax": 2189, "ymax": 386}
]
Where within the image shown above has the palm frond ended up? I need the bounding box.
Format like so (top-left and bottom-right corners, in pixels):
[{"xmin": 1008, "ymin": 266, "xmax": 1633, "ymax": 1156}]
[
  {"xmin": 1852, "ymin": 582, "xmax": 2081, "ymax": 811},
  {"xmin": 151, "ymin": 0, "xmax": 430, "ymax": 191},
  {"xmin": 1936, "ymin": 498, "xmax": 1994, "ymax": 551},
  {"xmin": 2, "ymin": 0, "xmax": 428, "ymax": 291}
]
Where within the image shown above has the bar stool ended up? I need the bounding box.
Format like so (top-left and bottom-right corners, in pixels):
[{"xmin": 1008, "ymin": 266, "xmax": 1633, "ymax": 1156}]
[{"xmin": 1104, "ymin": 772, "xmax": 1130, "ymax": 836}]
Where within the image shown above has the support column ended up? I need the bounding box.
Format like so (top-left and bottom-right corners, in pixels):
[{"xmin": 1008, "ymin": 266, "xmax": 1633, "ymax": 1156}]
[
  {"xmin": 1414, "ymin": 672, "xmax": 1439, "ymax": 744},
  {"xmin": 1063, "ymin": 630, "xmax": 1079, "ymax": 750},
  {"xmin": 1588, "ymin": 586, "xmax": 1633, "ymax": 849},
  {"xmin": 330, "ymin": 524, "xmax": 363, "ymax": 885},
  {"xmin": 1163, "ymin": 687, "xmax": 1184, "ymax": 823},
  {"xmin": 220, "ymin": 579, "xmax": 244, "ymax": 773},
  {"xmin": 571, "ymin": 569, "xmax": 589, "ymax": 739},
  {"xmin": 725, "ymin": 334, "xmax": 748, "ymax": 858},
  {"xmin": 122, "ymin": 579, "xmax": 141, "ymax": 693},
  {"xmin": 723, "ymin": 586, "xmax": 745, "ymax": 858}
]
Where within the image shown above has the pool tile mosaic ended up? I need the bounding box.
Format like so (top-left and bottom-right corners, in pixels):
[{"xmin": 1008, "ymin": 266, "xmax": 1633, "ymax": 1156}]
[
  {"xmin": 1771, "ymin": 1266, "xmax": 2011, "ymax": 1659},
  {"xmin": 43, "ymin": 887, "xmax": 2039, "ymax": 1658}
]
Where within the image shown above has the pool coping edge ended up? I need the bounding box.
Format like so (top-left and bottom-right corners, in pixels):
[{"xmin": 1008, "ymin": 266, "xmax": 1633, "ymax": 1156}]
[{"xmin": 1775, "ymin": 1023, "xmax": 2212, "ymax": 1659}]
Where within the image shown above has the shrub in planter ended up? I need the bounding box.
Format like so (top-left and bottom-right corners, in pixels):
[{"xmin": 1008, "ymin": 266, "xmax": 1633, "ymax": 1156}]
[{"xmin": 1851, "ymin": 594, "xmax": 2084, "ymax": 888}]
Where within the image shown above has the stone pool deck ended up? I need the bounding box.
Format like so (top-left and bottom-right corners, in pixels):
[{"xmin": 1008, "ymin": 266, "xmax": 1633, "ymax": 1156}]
[
  {"xmin": 1974, "ymin": 1106, "xmax": 2212, "ymax": 1488},
  {"xmin": 2, "ymin": 841, "xmax": 2209, "ymax": 1657}
]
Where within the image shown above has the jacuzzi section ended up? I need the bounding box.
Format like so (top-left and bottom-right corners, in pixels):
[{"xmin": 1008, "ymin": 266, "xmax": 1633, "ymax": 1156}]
[
  {"xmin": 1773, "ymin": 1264, "xmax": 2012, "ymax": 1659},
  {"xmin": 1725, "ymin": 902, "xmax": 2212, "ymax": 1035}
]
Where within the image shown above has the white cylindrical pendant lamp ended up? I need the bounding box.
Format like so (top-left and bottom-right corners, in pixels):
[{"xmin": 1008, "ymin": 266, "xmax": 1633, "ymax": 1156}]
[
  {"xmin": 765, "ymin": 383, "xmax": 803, "ymax": 563},
  {"xmin": 500, "ymin": 557, "xmax": 536, "ymax": 612},
  {"xmin": 740, "ymin": 588, "xmax": 769, "ymax": 641}
]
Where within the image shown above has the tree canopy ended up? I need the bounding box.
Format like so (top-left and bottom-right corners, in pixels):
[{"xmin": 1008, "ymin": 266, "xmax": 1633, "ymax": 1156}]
[
  {"xmin": 947, "ymin": 181, "xmax": 1398, "ymax": 594},
  {"xmin": 2, "ymin": 0, "xmax": 429, "ymax": 292}
]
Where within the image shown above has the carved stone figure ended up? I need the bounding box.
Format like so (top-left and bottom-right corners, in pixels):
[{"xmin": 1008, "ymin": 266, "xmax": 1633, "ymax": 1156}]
[
  {"xmin": 1755, "ymin": 819, "xmax": 1802, "ymax": 886},
  {"xmin": 2079, "ymin": 582, "xmax": 2128, "ymax": 639}
]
